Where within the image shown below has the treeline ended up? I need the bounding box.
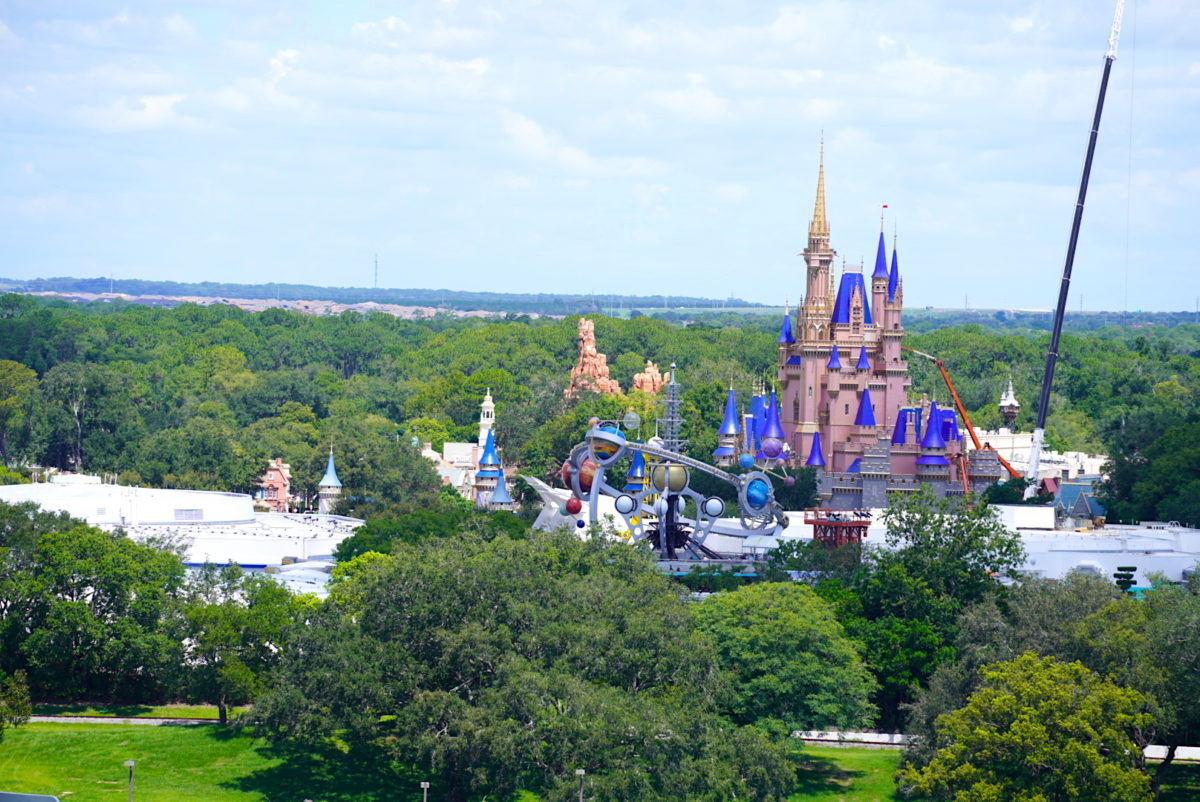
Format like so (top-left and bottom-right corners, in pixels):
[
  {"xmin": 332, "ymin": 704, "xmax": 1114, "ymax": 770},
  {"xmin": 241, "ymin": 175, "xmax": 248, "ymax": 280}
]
[
  {"xmin": 0, "ymin": 293, "xmax": 1192, "ymax": 522},
  {"xmin": 1, "ymin": 277, "xmax": 758, "ymax": 316}
]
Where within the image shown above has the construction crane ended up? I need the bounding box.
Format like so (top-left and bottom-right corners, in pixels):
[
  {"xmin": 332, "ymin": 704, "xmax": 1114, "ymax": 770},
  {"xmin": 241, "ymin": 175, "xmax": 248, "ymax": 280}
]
[
  {"xmin": 902, "ymin": 346, "xmax": 1022, "ymax": 481},
  {"xmin": 1025, "ymin": 0, "xmax": 1126, "ymax": 499}
]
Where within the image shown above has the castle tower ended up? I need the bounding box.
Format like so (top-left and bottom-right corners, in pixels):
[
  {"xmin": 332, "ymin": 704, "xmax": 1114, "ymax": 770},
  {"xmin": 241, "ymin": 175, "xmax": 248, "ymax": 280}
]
[
  {"xmin": 776, "ymin": 146, "xmax": 911, "ymax": 475},
  {"xmin": 478, "ymin": 389, "xmax": 495, "ymax": 448},
  {"xmin": 473, "ymin": 428, "xmax": 504, "ymax": 508},
  {"xmin": 712, "ymin": 387, "xmax": 740, "ymax": 465},
  {"xmin": 999, "ymin": 380, "xmax": 1021, "ymax": 429},
  {"xmin": 317, "ymin": 449, "xmax": 342, "ymax": 515}
]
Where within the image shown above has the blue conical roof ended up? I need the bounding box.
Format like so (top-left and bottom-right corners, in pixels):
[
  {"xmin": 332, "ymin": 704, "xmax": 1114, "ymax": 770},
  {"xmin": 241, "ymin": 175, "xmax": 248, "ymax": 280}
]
[
  {"xmin": 762, "ymin": 391, "xmax": 786, "ymax": 440},
  {"xmin": 475, "ymin": 428, "xmax": 502, "ymax": 478},
  {"xmin": 940, "ymin": 409, "xmax": 961, "ymax": 442},
  {"xmin": 624, "ymin": 449, "xmax": 646, "ymax": 491},
  {"xmin": 854, "ymin": 387, "xmax": 876, "ymax": 427},
  {"xmin": 891, "ymin": 408, "xmax": 910, "ymax": 445},
  {"xmin": 777, "ymin": 312, "xmax": 796, "ymax": 344},
  {"xmin": 488, "ymin": 473, "xmax": 513, "ymax": 504},
  {"xmin": 319, "ymin": 450, "xmax": 341, "ymax": 488},
  {"xmin": 920, "ymin": 402, "xmax": 947, "ymax": 449},
  {"xmin": 827, "ymin": 348, "xmax": 842, "ymax": 370},
  {"xmin": 855, "ymin": 345, "xmax": 870, "ymax": 371},
  {"xmin": 888, "ymin": 245, "xmax": 900, "ymax": 302},
  {"xmin": 718, "ymin": 388, "xmax": 740, "ymax": 436},
  {"xmin": 626, "ymin": 449, "xmax": 645, "ymax": 479},
  {"xmin": 831, "ymin": 273, "xmax": 873, "ymax": 326},
  {"xmin": 805, "ymin": 431, "xmax": 826, "ymax": 467},
  {"xmin": 872, "ymin": 231, "xmax": 889, "ymax": 279},
  {"xmin": 846, "ymin": 457, "xmax": 861, "ymax": 473}
]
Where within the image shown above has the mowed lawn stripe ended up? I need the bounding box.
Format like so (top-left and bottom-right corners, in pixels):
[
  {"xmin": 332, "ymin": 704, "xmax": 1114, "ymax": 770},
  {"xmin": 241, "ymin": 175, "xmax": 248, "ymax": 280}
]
[{"xmin": 0, "ymin": 723, "xmax": 279, "ymax": 801}]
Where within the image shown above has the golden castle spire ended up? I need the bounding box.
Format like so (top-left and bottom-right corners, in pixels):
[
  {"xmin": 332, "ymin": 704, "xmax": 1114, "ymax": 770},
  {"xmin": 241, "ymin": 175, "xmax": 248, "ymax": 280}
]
[{"xmin": 810, "ymin": 136, "xmax": 829, "ymax": 238}]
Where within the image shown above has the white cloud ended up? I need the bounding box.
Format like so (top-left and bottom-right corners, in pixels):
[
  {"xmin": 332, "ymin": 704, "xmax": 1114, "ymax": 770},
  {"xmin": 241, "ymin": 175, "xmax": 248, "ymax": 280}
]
[
  {"xmin": 76, "ymin": 93, "xmax": 194, "ymax": 132},
  {"xmin": 502, "ymin": 110, "xmax": 597, "ymax": 172},
  {"xmin": 1010, "ymin": 16, "xmax": 1035, "ymax": 33},
  {"xmin": 1190, "ymin": 62, "xmax": 1200, "ymax": 76},
  {"xmin": 0, "ymin": 19, "xmax": 18, "ymax": 47},
  {"xmin": 500, "ymin": 111, "xmax": 663, "ymax": 177},
  {"xmin": 351, "ymin": 16, "xmax": 412, "ymax": 38},
  {"xmin": 878, "ymin": 34, "xmax": 896, "ymax": 50},
  {"xmin": 716, "ymin": 183, "xmax": 748, "ymax": 202},
  {"xmin": 649, "ymin": 74, "xmax": 728, "ymax": 121},
  {"xmin": 162, "ymin": 13, "xmax": 196, "ymax": 38},
  {"xmin": 213, "ymin": 49, "xmax": 303, "ymax": 112},
  {"xmin": 634, "ymin": 183, "xmax": 668, "ymax": 206}
]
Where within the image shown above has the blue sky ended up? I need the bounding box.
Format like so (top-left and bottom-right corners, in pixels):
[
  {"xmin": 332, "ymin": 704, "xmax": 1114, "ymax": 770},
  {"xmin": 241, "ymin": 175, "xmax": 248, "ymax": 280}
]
[{"xmin": 1, "ymin": 1, "xmax": 1196, "ymax": 311}]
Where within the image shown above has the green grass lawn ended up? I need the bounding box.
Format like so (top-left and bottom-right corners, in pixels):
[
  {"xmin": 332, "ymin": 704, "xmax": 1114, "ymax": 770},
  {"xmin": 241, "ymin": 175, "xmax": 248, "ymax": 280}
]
[
  {"xmin": 790, "ymin": 745, "xmax": 905, "ymax": 801},
  {"xmin": 0, "ymin": 723, "xmax": 277, "ymax": 801},
  {"xmin": 5, "ymin": 723, "xmax": 1198, "ymax": 801},
  {"xmin": 32, "ymin": 703, "xmax": 249, "ymax": 720}
]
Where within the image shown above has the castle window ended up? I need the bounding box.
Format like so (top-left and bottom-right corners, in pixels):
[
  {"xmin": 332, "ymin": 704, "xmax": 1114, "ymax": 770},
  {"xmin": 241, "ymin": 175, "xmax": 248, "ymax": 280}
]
[
  {"xmin": 807, "ymin": 386, "xmax": 813, "ymax": 398},
  {"xmin": 844, "ymin": 403, "xmax": 849, "ymax": 415}
]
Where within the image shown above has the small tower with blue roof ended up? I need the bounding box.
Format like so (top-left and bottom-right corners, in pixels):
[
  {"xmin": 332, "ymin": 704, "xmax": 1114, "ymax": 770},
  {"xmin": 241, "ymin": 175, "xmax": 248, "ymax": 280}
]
[
  {"xmin": 712, "ymin": 387, "xmax": 740, "ymax": 465},
  {"xmin": 318, "ymin": 448, "xmax": 342, "ymax": 515}
]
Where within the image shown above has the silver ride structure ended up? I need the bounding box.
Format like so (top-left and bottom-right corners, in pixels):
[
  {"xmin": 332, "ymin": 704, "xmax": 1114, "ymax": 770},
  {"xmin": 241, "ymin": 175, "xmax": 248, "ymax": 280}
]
[{"xmin": 561, "ymin": 421, "xmax": 788, "ymax": 561}]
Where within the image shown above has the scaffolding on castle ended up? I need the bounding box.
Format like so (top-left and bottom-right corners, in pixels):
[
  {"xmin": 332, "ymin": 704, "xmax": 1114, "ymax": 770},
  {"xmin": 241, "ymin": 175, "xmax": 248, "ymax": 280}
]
[{"xmin": 804, "ymin": 508, "xmax": 870, "ymax": 547}]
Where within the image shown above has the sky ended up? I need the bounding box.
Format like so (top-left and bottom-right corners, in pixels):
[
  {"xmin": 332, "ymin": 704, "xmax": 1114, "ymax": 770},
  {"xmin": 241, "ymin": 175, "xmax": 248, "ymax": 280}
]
[{"xmin": 1, "ymin": 1, "xmax": 1197, "ymax": 312}]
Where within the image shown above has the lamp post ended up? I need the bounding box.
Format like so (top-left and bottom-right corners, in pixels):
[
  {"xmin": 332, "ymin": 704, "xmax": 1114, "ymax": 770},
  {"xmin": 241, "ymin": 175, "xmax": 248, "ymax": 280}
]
[
  {"xmin": 123, "ymin": 759, "xmax": 135, "ymax": 802},
  {"xmin": 420, "ymin": 781, "xmax": 430, "ymax": 802},
  {"xmin": 575, "ymin": 768, "xmax": 585, "ymax": 802}
]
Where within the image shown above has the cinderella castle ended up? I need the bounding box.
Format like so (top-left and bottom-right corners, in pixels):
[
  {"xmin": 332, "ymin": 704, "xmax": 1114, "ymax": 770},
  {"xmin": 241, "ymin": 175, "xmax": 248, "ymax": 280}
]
[{"xmin": 715, "ymin": 149, "xmax": 1005, "ymax": 508}]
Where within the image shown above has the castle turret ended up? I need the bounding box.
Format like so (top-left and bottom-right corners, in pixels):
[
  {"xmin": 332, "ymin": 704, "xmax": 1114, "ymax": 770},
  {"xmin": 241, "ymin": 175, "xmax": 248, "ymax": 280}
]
[
  {"xmin": 473, "ymin": 428, "xmax": 504, "ymax": 508},
  {"xmin": 855, "ymin": 345, "xmax": 871, "ymax": 371},
  {"xmin": 999, "ymin": 380, "xmax": 1021, "ymax": 429},
  {"xmin": 713, "ymin": 387, "xmax": 740, "ymax": 463},
  {"xmin": 871, "ymin": 228, "xmax": 889, "ymax": 323},
  {"xmin": 478, "ymin": 389, "xmax": 495, "ymax": 448},
  {"xmin": 777, "ymin": 311, "xmax": 796, "ymax": 346},
  {"xmin": 805, "ymin": 431, "xmax": 826, "ymax": 467},
  {"xmin": 916, "ymin": 402, "xmax": 950, "ymax": 480},
  {"xmin": 318, "ymin": 449, "xmax": 342, "ymax": 515}
]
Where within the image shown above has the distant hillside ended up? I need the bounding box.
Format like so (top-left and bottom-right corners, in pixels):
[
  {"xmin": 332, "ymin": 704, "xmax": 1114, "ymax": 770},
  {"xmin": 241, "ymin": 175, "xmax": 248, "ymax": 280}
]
[{"xmin": 0, "ymin": 277, "xmax": 761, "ymax": 316}]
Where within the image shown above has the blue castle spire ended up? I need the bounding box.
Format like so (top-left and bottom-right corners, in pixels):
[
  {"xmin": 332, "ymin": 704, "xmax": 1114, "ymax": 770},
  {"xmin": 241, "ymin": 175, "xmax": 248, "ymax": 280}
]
[
  {"xmin": 762, "ymin": 390, "xmax": 786, "ymax": 440},
  {"xmin": 805, "ymin": 431, "xmax": 826, "ymax": 467},
  {"xmin": 777, "ymin": 312, "xmax": 796, "ymax": 344},
  {"xmin": 855, "ymin": 345, "xmax": 871, "ymax": 371},
  {"xmin": 827, "ymin": 347, "xmax": 842, "ymax": 370},
  {"xmin": 475, "ymin": 428, "xmax": 502, "ymax": 478},
  {"xmin": 831, "ymin": 273, "xmax": 873, "ymax": 326},
  {"xmin": 319, "ymin": 450, "xmax": 341, "ymax": 488},
  {"xmin": 888, "ymin": 242, "xmax": 900, "ymax": 302},
  {"xmin": 488, "ymin": 469, "xmax": 513, "ymax": 504},
  {"xmin": 854, "ymin": 387, "xmax": 877, "ymax": 427},
  {"xmin": 920, "ymin": 402, "xmax": 948, "ymax": 450},
  {"xmin": 872, "ymin": 230, "xmax": 889, "ymax": 279},
  {"xmin": 718, "ymin": 388, "xmax": 739, "ymax": 436},
  {"xmin": 891, "ymin": 408, "xmax": 910, "ymax": 445}
]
